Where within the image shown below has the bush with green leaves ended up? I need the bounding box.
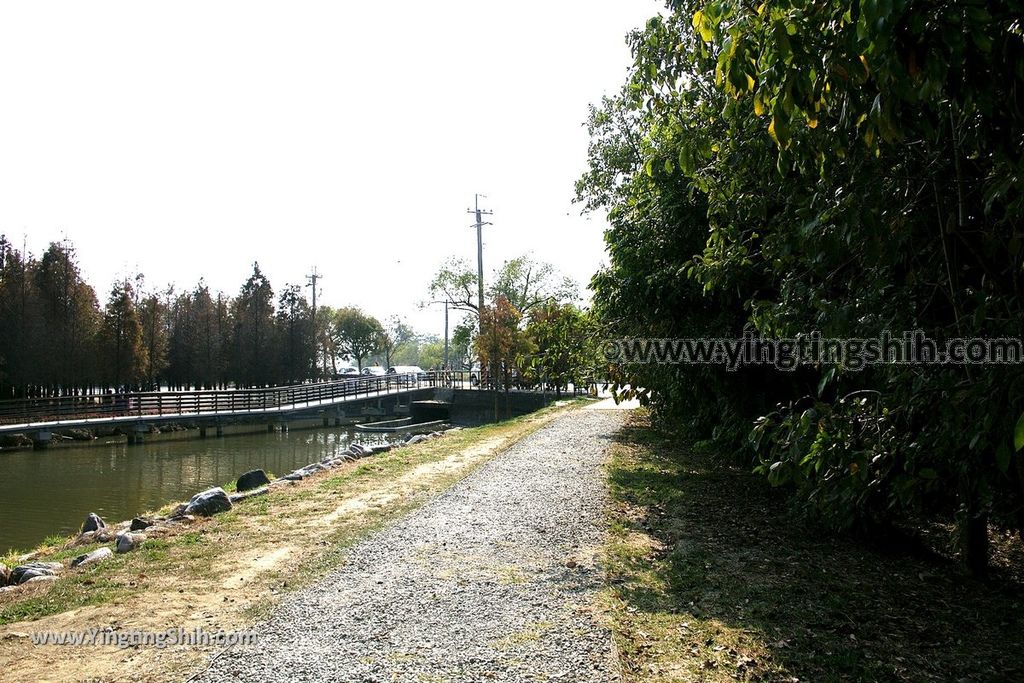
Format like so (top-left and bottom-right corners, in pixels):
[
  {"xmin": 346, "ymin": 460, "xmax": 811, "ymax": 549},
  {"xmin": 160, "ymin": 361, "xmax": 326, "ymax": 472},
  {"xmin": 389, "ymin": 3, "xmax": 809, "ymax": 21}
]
[{"xmin": 580, "ymin": 0, "xmax": 1024, "ymax": 573}]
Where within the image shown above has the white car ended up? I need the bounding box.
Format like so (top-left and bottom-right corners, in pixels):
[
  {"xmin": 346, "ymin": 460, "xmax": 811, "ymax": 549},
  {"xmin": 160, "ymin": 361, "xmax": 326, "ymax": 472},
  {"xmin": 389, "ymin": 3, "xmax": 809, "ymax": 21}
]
[
  {"xmin": 361, "ymin": 366, "xmax": 386, "ymax": 377},
  {"xmin": 387, "ymin": 365, "xmax": 427, "ymax": 380}
]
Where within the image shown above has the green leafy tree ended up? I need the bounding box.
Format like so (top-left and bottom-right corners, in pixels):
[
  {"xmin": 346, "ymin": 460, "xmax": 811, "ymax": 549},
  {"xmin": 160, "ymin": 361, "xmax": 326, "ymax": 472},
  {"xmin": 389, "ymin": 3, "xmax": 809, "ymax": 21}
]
[
  {"xmin": 332, "ymin": 307, "xmax": 382, "ymax": 371},
  {"xmin": 490, "ymin": 255, "xmax": 579, "ymax": 314},
  {"xmin": 448, "ymin": 318, "xmax": 476, "ymax": 371},
  {"xmin": 417, "ymin": 339, "xmax": 445, "ymax": 370},
  {"xmin": 578, "ymin": 0, "xmax": 1024, "ymax": 574},
  {"xmin": 428, "ymin": 258, "xmax": 481, "ymax": 315},
  {"xmin": 428, "ymin": 255, "xmax": 580, "ymax": 318},
  {"xmin": 525, "ymin": 303, "xmax": 598, "ymax": 397}
]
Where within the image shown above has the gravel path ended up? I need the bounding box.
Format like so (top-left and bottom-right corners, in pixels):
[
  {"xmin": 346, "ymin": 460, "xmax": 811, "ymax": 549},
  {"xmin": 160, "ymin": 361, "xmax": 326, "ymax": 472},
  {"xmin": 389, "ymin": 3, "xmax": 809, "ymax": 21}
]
[{"xmin": 198, "ymin": 405, "xmax": 628, "ymax": 682}]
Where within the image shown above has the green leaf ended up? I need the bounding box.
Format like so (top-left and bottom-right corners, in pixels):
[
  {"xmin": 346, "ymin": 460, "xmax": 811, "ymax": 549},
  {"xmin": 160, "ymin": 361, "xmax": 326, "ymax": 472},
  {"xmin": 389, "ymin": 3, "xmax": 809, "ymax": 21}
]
[
  {"xmin": 753, "ymin": 92, "xmax": 766, "ymax": 116},
  {"xmin": 817, "ymin": 367, "xmax": 835, "ymax": 396},
  {"xmin": 678, "ymin": 146, "xmax": 694, "ymax": 174},
  {"xmin": 692, "ymin": 10, "xmax": 713, "ymax": 42},
  {"xmin": 919, "ymin": 468, "xmax": 939, "ymax": 480},
  {"xmin": 1015, "ymin": 412, "xmax": 1024, "ymax": 451},
  {"xmin": 767, "ymin": 460, "xmax": 788, "ymax": 486}
]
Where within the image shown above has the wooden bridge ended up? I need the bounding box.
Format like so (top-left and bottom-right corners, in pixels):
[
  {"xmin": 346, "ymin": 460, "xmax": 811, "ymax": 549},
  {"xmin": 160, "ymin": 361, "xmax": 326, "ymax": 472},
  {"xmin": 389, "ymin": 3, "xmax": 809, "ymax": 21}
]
[{"xmin": 0, "ymin": 372, "xmax": 479, "ymax": 446}]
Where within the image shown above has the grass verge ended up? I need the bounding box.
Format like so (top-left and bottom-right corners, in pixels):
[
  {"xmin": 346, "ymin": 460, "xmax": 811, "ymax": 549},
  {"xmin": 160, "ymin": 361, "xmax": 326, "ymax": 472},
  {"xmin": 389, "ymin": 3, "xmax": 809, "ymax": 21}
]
[
  {"xmin": 1, "ymin": 400, "xmax": 587, "ymax": 626},
  {"xmin": 602, "ymin": 410, "xmax": 1024, "ymax": 682}
]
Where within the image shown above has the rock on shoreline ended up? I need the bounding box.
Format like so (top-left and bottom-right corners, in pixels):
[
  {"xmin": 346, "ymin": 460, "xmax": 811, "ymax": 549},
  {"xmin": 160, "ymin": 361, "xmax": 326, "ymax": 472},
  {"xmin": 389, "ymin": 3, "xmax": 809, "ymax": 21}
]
[
  {"xmin": 2, "ymin": 429, "xmax": 455, "ymax": 594},
  {"xmin": 71, "ymin": 547, "xmax": 114, "ymax": 568},
  {"xmin": 183, "ymin": 487, "xmax": 233, "ymax": 517}
]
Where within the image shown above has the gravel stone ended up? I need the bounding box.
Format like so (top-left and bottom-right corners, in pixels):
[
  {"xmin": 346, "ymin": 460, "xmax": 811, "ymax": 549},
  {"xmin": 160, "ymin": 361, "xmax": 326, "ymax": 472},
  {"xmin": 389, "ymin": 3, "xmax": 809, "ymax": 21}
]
[{"xmin": 198, "ymin": 408, "xmax": 626, "ymax": 682}]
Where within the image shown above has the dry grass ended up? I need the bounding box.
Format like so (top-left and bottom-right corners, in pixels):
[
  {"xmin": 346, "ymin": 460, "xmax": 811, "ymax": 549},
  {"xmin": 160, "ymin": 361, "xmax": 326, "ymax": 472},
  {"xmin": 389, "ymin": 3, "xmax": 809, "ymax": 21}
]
[{"xmin": 602, "ymin": 410, "xmax": 1024, "ymax": 682}]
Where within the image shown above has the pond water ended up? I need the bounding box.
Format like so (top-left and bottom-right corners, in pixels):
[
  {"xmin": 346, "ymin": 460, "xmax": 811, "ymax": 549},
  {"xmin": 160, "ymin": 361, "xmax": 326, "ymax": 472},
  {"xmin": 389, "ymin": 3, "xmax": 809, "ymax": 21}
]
[{"xmin": 0, "ymin": 424, "xmax": 393, "ymax": 555}]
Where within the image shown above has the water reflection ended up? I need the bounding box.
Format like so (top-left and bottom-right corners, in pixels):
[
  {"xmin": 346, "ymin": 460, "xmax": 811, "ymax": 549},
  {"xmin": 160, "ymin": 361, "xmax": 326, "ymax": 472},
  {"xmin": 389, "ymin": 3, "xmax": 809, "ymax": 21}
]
[{"xmin": 0, "ymin": 424, "xmax": 391, "ymax": 554}]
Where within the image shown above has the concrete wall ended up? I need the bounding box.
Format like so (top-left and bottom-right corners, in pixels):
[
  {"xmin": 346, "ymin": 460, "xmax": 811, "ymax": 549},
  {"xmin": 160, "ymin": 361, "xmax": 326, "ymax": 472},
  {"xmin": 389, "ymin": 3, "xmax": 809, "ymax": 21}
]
[{"xmin": 446, "ymin": 389, "xmax": 550, "ymax": 425}]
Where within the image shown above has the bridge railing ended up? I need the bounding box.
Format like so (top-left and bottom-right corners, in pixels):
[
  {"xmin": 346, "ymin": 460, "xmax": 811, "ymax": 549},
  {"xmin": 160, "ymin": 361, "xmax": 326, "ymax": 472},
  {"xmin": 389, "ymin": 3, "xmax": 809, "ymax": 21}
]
[
  {"xmin": 0, "ymin": 372, "xmax": 476, "ymax": 426},
  {"xmin": 0, "ymin": 370, "xmax": 528, "ymax": 427}
]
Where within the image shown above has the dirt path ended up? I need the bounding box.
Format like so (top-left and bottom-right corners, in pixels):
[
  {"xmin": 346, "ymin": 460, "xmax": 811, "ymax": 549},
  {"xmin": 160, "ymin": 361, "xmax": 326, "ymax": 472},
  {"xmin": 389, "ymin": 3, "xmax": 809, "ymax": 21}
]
[{"xmin": 195, "ymin": 404, "xmax": 629, "ymax": 682}]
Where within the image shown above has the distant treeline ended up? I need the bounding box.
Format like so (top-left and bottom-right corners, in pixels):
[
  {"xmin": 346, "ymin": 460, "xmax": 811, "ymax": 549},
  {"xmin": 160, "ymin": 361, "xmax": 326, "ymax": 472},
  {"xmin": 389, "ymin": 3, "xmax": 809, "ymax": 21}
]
[{"xmin": 0, "ymin": 236, "xmax": 412, "ymax": 400}]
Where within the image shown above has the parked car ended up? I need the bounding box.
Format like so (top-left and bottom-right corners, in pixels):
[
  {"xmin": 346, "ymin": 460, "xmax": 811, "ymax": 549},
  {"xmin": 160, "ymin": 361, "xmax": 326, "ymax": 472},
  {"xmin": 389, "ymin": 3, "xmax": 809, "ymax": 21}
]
[
  {"xmin": 387, "ymin": 365, "xmax": 427, "ymax": 381},
  {"xmin": 333, "ymin": 367, "xmax": 358, "ymax": 379},
  {"xmin": 361, "ymin": 366, "xmax": 386, "ymax": 377}
]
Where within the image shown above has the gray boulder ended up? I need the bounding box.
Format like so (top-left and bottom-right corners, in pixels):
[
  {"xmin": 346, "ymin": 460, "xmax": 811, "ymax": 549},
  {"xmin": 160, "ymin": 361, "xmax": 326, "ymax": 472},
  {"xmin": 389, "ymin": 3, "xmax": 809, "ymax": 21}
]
[
  {"xmin": 70, "ymin": 547, "xmax": 114, "ymax": 568},
  {"xmin": 183, "ymin": 487, "xmax": 233, "ymax": 517},
  {"xmin": 236, "ymin": 469, "xmax": 271, "ymax": 492},
  {"xmin": 115, "ymin": 532, "xmax": 145, "ymax": 553},
  {"xmin": 11, "ymin": 562, "xmax": 63, "ymax": 585},
  {"xmin": 130, "ymin": 517, "xmax": 154, "ymax": 531},
  {"xmin": 289, "ymin": 464, "xmax": 324, "ymax": 479},
  {"xmin": 81, "ymin": 513, "xmax": 106, "ymax": 534}
]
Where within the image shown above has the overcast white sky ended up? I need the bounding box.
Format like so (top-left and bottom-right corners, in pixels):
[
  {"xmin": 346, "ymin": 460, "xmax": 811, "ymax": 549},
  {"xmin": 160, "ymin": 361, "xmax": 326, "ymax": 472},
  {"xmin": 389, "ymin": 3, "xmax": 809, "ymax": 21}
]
[{"xmin": 0, "ymin": 1, "xmax": 659, "ymax": 335}]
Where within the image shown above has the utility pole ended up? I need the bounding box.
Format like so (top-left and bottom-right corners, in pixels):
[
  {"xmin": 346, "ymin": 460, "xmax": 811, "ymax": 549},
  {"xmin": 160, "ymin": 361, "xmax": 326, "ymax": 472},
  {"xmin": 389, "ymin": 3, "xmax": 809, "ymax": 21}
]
[
  {"xmin": 305, "ymin": 267, "xmax": 321, "ymax": 317},
  {"xmin": 466, "ymin": 194, "xmax": 493, "ymax": 323},
  {"xmin": 443, "ymin": 301, "xmax": 449, "ymax": 370},
  {"xmin": 467, "ymin": 194, "xmax": 493, "ymax": 395},
  {"xmin": 306, "ymin": 267, "xmax": 323, "ymax": 379}
]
